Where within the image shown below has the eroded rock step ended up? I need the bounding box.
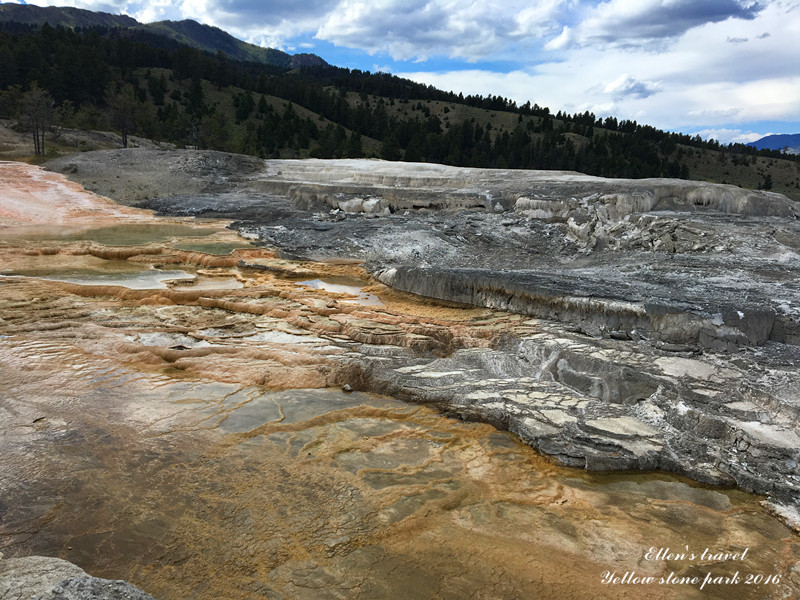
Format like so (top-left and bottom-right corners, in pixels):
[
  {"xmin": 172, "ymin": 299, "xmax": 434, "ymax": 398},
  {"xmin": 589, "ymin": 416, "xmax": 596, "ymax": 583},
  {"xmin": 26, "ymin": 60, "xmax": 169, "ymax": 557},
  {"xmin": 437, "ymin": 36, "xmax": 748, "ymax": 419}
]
[
  {"xmin": 51, "ymin": 152, "xmax": 800, "ymax": 355},
  {"xmin": 2, "ymin": 245, "xmax": 798, "ymax": 511},
  {"xmin": 374, "ymin": 264, "xmax": 797, "ymax": 351},
  {"xmin": 38, "ymin": 153, "xmax": 800, "ymax": 521},
  {"xmin": 356, "ymin": 332, "xmax": 800, "ymax": 506}
]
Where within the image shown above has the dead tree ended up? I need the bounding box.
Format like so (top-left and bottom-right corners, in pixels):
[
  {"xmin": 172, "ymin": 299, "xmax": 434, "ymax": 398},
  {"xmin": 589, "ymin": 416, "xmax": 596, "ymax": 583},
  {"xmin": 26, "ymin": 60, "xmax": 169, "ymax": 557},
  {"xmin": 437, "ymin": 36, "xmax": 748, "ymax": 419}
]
[
  {"xmin": 106, "ymin": 83, "xmax": 138, "ymax": 148},
  {"xmin": 21, "ymin": 84, "xmax": 53, "ymax": 156}
]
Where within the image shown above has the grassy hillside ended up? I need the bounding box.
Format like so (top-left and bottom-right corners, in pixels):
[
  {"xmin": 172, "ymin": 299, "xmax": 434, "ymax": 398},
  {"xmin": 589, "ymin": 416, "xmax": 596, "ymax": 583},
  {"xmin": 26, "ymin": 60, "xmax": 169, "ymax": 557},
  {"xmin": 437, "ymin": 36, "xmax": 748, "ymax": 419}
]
[{"xmin": 356, "ymin": 93, "xmax": 800, "ymax": 200}]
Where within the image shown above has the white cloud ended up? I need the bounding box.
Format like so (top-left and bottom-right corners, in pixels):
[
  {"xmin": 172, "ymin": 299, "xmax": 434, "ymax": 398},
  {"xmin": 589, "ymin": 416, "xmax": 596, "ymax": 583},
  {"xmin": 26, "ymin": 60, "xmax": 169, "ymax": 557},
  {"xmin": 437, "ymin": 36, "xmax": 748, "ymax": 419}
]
[
  {"xmin": 172, "ymin": 0, "xmax": 340, "ymax": 50},
  {"xmin": 603, "ymin": 74, "xmax": 662, "ymax": 99},
  {"xmin": 544, "ymin": 26, "xmax": 573, "ymax": 50},
  {"xmin": 316, "ymin": 0, "xmax": 570, "ymax": 61},
  {"xmin": 513, "ymin": 0, "xmax": 574, "ymax": 36},
  {"xmin": 693, "ymin": 128, "xmax": 769, "ymax": 144},
  {"xmin": 132, "ymin": 0, "xmax": 173, "ymax": 23},
  {"xmin": 399, "ymin": 17, "xmax": 800, "ymax": 132},
  {"xmin": 567, "ymin": 0, "xmax": 764, "ymax": 49}
]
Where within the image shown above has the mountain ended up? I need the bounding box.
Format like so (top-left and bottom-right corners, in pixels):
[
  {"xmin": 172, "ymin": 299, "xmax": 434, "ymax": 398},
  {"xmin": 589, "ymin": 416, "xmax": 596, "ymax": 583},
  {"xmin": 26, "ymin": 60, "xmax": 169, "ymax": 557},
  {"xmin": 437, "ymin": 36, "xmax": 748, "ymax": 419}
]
[
  {"xmin": 0, "ymin": 3, "xmax": 326, "ymax": 69},
  {"xmin": 0, "ymin": 3, "xmax": 136, "ymax": 28},
  {"xmin": 144, "ymin": 19, "xmax": 326, "ymax": 69},
  {"xmin": 749, "ymin": 133, "xmax": 800, "ymax": 154}
]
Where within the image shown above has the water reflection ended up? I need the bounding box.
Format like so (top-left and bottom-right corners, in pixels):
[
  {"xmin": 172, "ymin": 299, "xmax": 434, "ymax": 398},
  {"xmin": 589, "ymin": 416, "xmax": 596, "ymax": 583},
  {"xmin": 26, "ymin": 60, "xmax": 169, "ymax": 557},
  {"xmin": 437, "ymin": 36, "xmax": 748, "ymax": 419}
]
[
  {"xmin": 3, "ymin": 267, "xmax": 195, "ymax": 289},
  {"xmin": 1, "ymin": 223, "xmax": 221, "ymax": 245},
  {"xmin": 297, "ymin": 277, "xmax": 384, "ymax": 306}
]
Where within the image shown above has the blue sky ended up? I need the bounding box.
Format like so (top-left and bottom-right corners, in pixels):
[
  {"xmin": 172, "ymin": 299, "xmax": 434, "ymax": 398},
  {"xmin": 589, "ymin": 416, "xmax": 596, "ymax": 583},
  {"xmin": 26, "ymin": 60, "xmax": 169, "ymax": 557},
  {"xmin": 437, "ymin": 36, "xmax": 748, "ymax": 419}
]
[{"xmin": 10, "ymin": 0, "xmax": 800, "ymax": 144}]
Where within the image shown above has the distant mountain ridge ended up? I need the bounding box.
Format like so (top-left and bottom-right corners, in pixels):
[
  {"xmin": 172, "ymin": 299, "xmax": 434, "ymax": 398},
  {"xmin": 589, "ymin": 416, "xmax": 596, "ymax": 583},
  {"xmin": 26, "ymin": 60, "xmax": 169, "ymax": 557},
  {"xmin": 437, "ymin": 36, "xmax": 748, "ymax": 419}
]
[
  {"xmin": 0, "ymin": 2, "xmax": 327, "ymax": 69},
  {"xmin": 0, "ymin": 2, "xmax": 136, "ymax": 28},
  {"xmin": 143, "ymin": 19, "xmax": 326, "ymax": 69},
  {"xmin": 749, "ymin": 133, "xmax": 800, "ymax": 155}
]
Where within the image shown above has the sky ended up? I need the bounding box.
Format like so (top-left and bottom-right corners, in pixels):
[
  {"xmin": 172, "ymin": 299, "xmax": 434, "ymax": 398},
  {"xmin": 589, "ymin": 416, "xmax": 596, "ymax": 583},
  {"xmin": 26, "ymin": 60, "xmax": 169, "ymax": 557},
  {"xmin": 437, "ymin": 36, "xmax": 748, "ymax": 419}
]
[{"xmin": 10, "ymin": 0, "xmax": 800, "ymax": 144}]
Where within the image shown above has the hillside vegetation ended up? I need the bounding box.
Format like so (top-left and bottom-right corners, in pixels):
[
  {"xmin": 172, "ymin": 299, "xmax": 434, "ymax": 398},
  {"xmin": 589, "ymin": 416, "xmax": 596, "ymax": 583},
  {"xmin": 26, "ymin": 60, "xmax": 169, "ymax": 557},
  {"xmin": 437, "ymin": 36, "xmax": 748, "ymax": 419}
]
[
  {"xmin": 0, "ymin": 17, "xmax": 798, "ymax": 201},
  {"xmin": 0, "ymin": 2, "xmax": 326, "ymax": 68}
]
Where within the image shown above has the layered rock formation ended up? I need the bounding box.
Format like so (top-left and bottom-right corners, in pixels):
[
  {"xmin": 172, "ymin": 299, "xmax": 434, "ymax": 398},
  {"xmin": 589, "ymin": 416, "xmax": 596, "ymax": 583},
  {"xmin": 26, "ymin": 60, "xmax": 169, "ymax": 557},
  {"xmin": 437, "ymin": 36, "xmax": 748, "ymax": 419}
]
[{"xmin": 43, "ymin": 151, "xmax": 800, "ymax": 512}]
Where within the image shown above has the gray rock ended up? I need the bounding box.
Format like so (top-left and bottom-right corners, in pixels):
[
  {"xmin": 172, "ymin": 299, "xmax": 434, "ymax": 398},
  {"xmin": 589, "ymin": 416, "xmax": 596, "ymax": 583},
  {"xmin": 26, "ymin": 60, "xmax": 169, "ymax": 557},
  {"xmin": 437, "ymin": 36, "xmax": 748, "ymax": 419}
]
[{"xmin": 0, "ymin": 556, "xmax": 157, "ymax": 600}]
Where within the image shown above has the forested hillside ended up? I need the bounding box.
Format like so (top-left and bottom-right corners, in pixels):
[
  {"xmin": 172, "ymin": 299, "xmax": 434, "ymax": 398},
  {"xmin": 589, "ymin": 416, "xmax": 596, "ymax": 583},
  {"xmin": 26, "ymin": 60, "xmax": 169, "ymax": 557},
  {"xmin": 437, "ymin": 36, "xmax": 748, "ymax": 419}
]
[
  {"xmin": 0, "ymin": 3, "xmax": 326, "ymax": 68},
  {"xmin": 1, "ymin": 19, "xmax": 798, "ymax": 200}
]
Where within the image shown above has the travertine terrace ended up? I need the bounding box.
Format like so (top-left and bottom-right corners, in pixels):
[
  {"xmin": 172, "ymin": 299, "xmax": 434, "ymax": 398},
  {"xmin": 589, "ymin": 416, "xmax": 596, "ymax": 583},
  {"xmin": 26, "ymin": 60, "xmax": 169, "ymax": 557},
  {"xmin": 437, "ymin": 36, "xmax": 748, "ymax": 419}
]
[
  {"xmin": 47, "ymin": 151, "xmax": 800, "ymax": 505},
  {"xmin": 1, "ymin": 152, "xmax": 799, "ymax": 599}
]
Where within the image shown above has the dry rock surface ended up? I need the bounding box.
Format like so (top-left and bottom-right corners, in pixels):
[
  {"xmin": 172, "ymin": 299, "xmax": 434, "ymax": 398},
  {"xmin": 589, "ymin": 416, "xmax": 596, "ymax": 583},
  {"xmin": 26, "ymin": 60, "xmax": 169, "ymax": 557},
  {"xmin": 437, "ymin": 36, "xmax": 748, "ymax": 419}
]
[
  {"xmin": 1, "ymin": 152, "xmax": 799, "ymax": 599},
  {"xmin": 0, "ymin": 556, "xmax": 155, "ymax": 600}
]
